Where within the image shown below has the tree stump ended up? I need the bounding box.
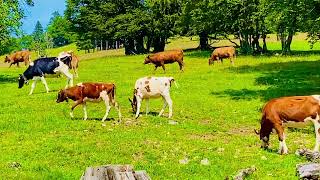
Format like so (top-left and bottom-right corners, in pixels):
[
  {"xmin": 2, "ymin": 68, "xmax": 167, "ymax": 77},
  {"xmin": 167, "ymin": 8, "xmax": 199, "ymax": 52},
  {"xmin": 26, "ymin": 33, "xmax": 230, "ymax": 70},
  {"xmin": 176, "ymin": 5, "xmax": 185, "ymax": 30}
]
[
  {"xmin": 296, "ymin": 163, "xmax": 320, "ymax": 179},
  {"xmin": 81, "ymin": 165, "xmax": 150, "ymax": 180}
]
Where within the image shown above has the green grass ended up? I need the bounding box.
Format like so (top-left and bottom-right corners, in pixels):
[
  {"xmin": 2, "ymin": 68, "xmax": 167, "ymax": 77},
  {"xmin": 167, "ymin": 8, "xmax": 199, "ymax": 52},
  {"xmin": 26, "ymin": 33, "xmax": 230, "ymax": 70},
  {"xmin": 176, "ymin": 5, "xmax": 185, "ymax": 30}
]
[{"xmin": 1, "ymin": 35, "xmax": 320, "ymax": 179}]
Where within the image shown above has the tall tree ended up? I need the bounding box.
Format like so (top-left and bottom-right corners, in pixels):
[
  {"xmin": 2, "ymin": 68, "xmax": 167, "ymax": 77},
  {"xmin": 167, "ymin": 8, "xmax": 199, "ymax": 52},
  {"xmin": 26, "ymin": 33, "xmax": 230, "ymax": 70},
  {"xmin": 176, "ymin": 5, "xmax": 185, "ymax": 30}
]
[
  {"xmin": 32, "ymin": 21, "xmax": 46, "ymax": 56},
  {"xmin": 47, "ymin": 11, "xmax": 74, "ymax": 47},
  {"xmin": 0, "ymin": 0, "xmax": 34, "ymax": 54}
]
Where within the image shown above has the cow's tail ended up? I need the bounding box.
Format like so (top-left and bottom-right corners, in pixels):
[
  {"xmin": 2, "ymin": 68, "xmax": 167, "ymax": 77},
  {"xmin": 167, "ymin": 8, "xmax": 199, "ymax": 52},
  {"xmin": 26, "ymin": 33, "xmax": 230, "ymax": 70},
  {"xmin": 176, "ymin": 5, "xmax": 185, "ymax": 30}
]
[{"xmin": 170, "ymin": 78, "xmax": 179, "ymax": 88}]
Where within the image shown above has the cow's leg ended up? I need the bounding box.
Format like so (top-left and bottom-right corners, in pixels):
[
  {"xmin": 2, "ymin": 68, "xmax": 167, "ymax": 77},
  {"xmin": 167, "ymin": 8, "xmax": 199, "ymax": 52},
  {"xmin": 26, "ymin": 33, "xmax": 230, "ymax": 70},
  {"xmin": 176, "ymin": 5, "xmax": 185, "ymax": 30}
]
[
  {"xmin": 29, "ymin": 77, "xmax": 40, "ymax": 95},
  {"xmin": 101, "ymin": 94, "xmax": 112, "ymax": 122},
  {"xmin": 135, "ymin": 97, "xmax": 142, "ymax": 119},
  {"xmin": 73, "ymin": 67, "xmax": 78, "ymax": 78},
  {"xmin": 154, "ymin": 65, "xmax": 158, "ymax": 71},
  {"xmin": 40, "ymin": 76, "xmax": 50, "ymax": 93},
  {"xmin": 145, "ymin": 98, "xmax": 150, "ymax": 116},
  {"xmin": 9, "ymin": 62, "xmax": 15, "ymax": 68},
  {"xmin": 178, "ymin": 61, "xmax": 184, "ymax": 71},
  {"xmin": 82, "ymin": 102, "xmax": 87, "ymax": 120},
  {"xmin": 311, "ymin": 117, "xmax": 320, "ymax": 152},
  {"xmin": 164, "ymin": 94, "xmax": 173, "ymax": 118},
  {"xmin": 161, "ymin": 63, "xmax": 166, "ymax": 71},
  {"xmin": 17, "ymin": 62, "xmax": 20, "ymax": 67},
  {"xmin": 55, "ymin": 62, "xmax": 73, "ymax": 87},
  {"xmin": 70, "ymin": 100, "xmax": 83, "ymax": 118},
  {"xmin": 274, "ymin": 123, "xmax": 288, "ymax": 154},
  {"xmin": 114, "ymin": 101, "xmax": 122, "ymax": 122},
  {"xmin": 158, "ymin": 97, "xmax": 168, "ymax": 117}
]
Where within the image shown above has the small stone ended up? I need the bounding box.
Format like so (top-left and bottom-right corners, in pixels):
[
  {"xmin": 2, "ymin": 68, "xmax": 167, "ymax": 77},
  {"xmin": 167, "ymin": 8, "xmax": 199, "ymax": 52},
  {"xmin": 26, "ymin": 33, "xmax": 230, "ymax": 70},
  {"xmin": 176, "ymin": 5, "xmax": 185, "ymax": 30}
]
[
  {"xmin": 101, "ymin": 123, "xmax": 106, "ymax": 127},
  {"xmin": 200, "ymin": 158, "xmax": 210, "ymax": 166},
  {"xmin": 217, "ymin": 148, "xmax": 225, "ymax": 153},
  {"xmin": 179, "ymin": 157, "xmax": 189, "ymax": 164},
  {"xmin": 297, "ymin": 163, "xmax": 320, "ymax": 179},
  {"xmin": 168, "ymin": 120, "xmax": 178, "ymax": 125},
  {"xmin": 8, "ymin": 162, "xmax": 21, "ymax": 169},
  {"xmin": 261, "ymin": 156, "xmax": 267, "ymax": 160}
]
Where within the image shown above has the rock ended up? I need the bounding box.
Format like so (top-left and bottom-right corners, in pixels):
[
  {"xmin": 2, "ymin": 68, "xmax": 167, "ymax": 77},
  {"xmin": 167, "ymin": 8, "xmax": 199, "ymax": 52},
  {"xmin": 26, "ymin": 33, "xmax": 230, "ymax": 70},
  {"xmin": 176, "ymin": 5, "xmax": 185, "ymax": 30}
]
[
  {"xmin": 179, "ymin": 157, "xmax": 189, "ymax": 165},
  {"xmin": 233, "ymin": 166, "xmax": 256, "ymax": 180},
  {"xmin": 8, "ymin": 162, "xmax": 21, "ymax": 169},
  {"xmin": 261, "ymin": 156, "xmax": 267, "ymax": 160},
  {"xmin": 217, "ymin": 148, "xmax": 225, "ymax": 153},
  {"xmin": 168, "ymin": 120, "xmax": 178, "ymax": 125},
  {"xmin": 296, "ymin": 163, "xmax": 320, "ymax": 179},
  {"xmin": 200, "ymin": 158, "xmax": 210, "ymax": 166},
  {"xmin": 296, "ymin": 148, "xmax": 320, "ymax": 162}
]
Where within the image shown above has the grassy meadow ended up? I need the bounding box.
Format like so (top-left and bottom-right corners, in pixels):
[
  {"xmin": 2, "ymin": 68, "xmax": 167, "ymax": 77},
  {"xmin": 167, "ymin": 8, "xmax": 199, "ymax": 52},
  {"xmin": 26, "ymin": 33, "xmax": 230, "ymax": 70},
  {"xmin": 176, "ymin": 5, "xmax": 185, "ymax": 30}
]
[{"xmin": 1, "ymin": 34, "xmax": 320, "ymax": 179}]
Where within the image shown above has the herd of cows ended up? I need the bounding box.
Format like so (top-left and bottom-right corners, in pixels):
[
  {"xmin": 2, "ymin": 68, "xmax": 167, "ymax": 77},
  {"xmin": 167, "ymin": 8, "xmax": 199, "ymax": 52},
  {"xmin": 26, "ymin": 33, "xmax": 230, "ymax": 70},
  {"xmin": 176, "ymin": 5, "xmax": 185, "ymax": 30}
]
[{"xmin": 3, "ymin": 46, "xmax": 320, "ymax": 156}]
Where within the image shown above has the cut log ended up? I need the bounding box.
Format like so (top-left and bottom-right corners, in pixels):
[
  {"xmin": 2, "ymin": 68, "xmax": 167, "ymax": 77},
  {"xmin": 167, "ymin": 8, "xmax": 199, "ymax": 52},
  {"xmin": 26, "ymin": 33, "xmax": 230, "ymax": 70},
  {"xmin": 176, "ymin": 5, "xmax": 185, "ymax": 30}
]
[
  {"xmin": 296, "ymin": 163, "xmax": 320, "ymax": 179},
  {"xmin": 81, "ymin": 165, "xmax": 150, "ymax": 180},
  {"xmin": 296, "ymin": 149, "xmax": 320, "ymax": 163},
  {"xmin": 233, "ymin": 166, "xmax": 256, "ymax": 180}
]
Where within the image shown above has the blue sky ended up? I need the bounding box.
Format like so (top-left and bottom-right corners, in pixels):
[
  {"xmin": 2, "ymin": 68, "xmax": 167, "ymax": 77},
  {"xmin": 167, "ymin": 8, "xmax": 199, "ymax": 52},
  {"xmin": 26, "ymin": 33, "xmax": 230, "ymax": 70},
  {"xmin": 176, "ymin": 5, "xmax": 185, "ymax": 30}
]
[{"xmin": 22, "ymin": 0, "xmax": 66, "ymax": 34}]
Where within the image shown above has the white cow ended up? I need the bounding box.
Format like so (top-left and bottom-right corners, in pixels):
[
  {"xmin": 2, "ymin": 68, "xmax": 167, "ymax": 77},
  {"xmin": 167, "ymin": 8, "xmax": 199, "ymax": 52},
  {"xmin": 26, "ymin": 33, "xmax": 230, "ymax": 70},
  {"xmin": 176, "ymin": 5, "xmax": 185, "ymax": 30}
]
[{"xmin": 129, "ymin": 76, "xmax": 177, "ymax": 118}]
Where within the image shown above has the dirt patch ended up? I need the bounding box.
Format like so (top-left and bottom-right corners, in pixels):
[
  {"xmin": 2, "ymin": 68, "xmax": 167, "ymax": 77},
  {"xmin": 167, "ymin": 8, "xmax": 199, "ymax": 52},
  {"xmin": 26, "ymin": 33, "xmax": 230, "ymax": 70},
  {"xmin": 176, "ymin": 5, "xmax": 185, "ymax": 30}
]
[
  {"xmin": 189, "ymin": 133, "xmax": 216, "ymax": 141},
  {"xmin": 227, "ymin": 127, "xmax": 255, "ymax": 135}
]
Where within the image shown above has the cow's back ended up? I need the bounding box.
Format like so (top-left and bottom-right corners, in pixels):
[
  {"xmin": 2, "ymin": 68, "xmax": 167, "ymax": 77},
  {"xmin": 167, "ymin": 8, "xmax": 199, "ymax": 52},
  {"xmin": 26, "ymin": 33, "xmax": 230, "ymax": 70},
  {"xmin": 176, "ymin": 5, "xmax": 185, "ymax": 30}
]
[
  {"xmin": 263, "ymin": 96, "xmax": 320, "ymax": 122},
  {"xmin": 212, "ymin": 47, "xmax": 235, "ymax": 58},
  {"xmin": 79, "ymin": 83, "xmax": 113, "ymax": 99},
  {"xmin": 150, "ymin": 49, "xmax": 183, "ymax": 62},
  {"xmin": 135, "ymin": 77, "xmax": 171, "ymax": 98}
]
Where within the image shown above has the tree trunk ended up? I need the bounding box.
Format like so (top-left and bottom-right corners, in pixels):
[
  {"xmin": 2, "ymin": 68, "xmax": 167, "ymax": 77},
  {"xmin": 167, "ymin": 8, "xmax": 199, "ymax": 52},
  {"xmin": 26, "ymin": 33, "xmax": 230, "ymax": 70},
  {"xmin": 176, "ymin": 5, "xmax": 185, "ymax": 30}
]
[
  {"xmin": 135, "ymin": 35, "xmax": 145, "ymax": 54},
  {"xmin": 262, "ymin": 33, "xmax": 267, "ymax": 53},
  {"xmin": 124, "ymin": 38, "xmax": 135, "ymax": 55},
  {"xmin": 153, "ymin": 36, "xmax": 165, "ymax": 53},
  {"xmin": 199, "ymin": 32, "xmax": 209, "ymax": 50}
]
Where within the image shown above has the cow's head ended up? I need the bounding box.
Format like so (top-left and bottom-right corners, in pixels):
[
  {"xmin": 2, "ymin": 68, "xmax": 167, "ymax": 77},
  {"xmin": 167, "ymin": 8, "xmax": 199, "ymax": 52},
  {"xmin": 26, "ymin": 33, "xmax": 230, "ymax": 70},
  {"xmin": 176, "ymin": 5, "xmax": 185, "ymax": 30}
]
[
  {"xmin": 18, "ymin": 74, "xmax": 28, "ymax": 88},
  {"xmin": 144, "ymin": 55, "xmax": 151, "ymax": 64},
  {"xmin": 56, "ymin": 89, "xmax": 68, "ymax": 103},
  {"xmin": 4, "ymin": 56, "xmax": 11, "ymax": 63},
  {"xmin": 255, "ymin": 127, "xmax": 270, "ymax": 149},
  {"xmin": 128, "ymin": 90, "xmax": 138, "ymax": 113},
  {"xmin": 208, "ymin": 56, "xmax": 216, "ymax": 65}
]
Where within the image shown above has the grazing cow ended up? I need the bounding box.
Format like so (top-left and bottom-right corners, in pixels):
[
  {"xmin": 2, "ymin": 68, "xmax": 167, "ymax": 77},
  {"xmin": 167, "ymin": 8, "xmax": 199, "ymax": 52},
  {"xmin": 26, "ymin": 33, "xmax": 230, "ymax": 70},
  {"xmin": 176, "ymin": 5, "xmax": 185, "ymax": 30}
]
[
  {"xmin": 208, "ymin": 46, "xmax": 236, "ymax": 65},
  {"xmin": 4, "ymin": 50, "xmax": 31, "ymax": 67},
  {"xmin": 257, "ymin": 95, "xmax": 320, "ymax": 154},
  {"xmin": 56, "ymin": 82, "xmax": 121, "ymax": 122},
  {"xmin": 129, "ymin": 76, "xmax": 177, "ymax": 119},
  {"xmin": 18, "ymin": 57, "xmax": 73, "ymax": 95},
  {"xmin": 144, "ymin": 49, "xmax": 184, "ymax": 71},
  {"xmin": 58, "ymin": 51, "xmax": 80, "ymax": 78}
]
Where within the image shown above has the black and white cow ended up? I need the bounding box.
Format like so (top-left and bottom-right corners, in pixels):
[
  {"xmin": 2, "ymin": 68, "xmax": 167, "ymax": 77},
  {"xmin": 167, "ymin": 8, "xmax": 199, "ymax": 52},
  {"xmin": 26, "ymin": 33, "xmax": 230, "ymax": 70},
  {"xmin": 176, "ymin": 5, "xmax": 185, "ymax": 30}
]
[{"xmin": 18, "ymin": 56, "xmax": 73, "ymax": 95}]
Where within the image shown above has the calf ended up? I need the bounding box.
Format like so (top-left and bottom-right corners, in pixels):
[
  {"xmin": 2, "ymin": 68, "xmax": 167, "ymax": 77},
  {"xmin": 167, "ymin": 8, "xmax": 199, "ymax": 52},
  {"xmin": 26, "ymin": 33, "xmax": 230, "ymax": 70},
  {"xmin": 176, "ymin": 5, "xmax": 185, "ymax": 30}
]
[
  {"xmin": 208, "ymin": 46, "xmax": 236, "ymax": 65},
  {"xmin": 56, "ymin": 82, "xmax": 121, "ymax": 122},
  {"xmin": 144, "ymin": 49, "xmax": 184, "ymax": 71},
  {"xmin": 129, "ymin": 76, "xmax": 177, "ymax": 119},
  {"xmin": 58, "ymin": 51, "xmax": 80, "ymax": 78},
  {"xmin": 257, "ymin": 95, "xmax": 320, "ymax": 154},
  {"xmin": 5, "ymin": 50, "xmax": 31, "ymax": 67},
  {"xmin": 18, "ymin": 57, "xmax": 73, "ymax": 95}
]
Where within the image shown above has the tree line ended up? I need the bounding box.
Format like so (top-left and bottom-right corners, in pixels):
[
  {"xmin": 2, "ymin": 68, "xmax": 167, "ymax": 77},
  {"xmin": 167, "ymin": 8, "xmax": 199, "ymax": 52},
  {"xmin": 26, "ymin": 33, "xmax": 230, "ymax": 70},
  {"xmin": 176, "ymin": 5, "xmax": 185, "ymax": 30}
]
[{"xmin": 1, "ymin": 0, "xmax": 320, "ymax": 55}]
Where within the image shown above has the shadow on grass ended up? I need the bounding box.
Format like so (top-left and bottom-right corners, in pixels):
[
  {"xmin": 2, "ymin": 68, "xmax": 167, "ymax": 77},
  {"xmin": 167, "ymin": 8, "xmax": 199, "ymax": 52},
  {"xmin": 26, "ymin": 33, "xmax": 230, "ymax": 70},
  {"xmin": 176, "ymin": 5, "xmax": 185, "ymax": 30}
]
[
  {"xmin": 72, "ymin": 117, "xmax": 115, "ymax": 121},
  {"xmin": 212, "ymin": 60, "xmax": 320, "ymax": 101},
  {"xmin": 0, "ymin": 74, "xmax": 17, "ymax": 84}
]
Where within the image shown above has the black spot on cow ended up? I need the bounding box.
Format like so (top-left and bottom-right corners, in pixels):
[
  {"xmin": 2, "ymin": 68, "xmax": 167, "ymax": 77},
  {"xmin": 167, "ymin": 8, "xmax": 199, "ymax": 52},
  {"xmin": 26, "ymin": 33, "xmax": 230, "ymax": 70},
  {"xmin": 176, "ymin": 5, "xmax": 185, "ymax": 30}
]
[{"xmin": 145, "ymin": 85, "xmax": 151, "ymax": 92}]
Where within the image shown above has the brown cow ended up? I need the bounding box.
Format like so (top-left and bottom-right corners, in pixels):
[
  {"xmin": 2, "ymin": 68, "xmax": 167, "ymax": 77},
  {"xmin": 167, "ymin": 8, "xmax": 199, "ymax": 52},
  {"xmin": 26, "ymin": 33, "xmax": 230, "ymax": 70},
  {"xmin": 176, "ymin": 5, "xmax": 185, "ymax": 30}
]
[
  {"xmin": 56, "ymin": 82, "xmax": 121, "ymax": 122},
  {"xmin": 208, "ymin": 47, "xmax": 236, "ymax": 65},
  {"xmin": 58, "ymin": 51, "xmax": 79, "ymax": 78},
  {"xmin": 4, "ymin": 50, "xmax": 31, "ymax": 67},
  {"xmin": 257, "ymin": 95, "xmax": 320, "ymax": 154},
  {"xmin": 144, "ymin": 49, "xmax": 184, "ymax": 71}
]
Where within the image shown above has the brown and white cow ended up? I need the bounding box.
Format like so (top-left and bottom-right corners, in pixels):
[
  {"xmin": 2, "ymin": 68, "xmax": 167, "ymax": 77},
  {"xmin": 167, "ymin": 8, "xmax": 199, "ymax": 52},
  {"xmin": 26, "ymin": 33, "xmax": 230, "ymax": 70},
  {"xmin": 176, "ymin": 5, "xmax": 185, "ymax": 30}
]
[
  {"xmin": 5, "ymin": 50, "xmax": 31, "ymax": 67},
  {"xmin": 129, "ymin": 76, "xmax": 177, "ymax": 119},
  {"xmin": 58, "ymin": 51, "xmax": 80, "ymax": 78},
  {"xmin": 56, "ymin": 82, "xmax": 121, "ymax": 122},
  {"xmin": 257, "ymin": 95, "xmax": 320, "ymax": 154},
  {"xmin": 144, "ymin": 49, "xmax": 184, "ymax": 71},
  {"xmin": 208, "ymin": 46, "xmax": 236, "ymax": 65}
]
